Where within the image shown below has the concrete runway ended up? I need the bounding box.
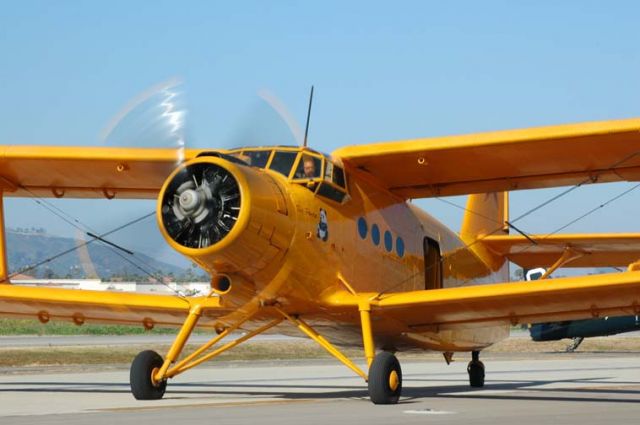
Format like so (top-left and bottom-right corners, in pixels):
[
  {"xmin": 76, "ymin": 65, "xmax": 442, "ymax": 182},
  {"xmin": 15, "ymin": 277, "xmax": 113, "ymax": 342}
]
[{"xmin": 1, "ymin": 355, "xmax": 639, "ymax": 424}]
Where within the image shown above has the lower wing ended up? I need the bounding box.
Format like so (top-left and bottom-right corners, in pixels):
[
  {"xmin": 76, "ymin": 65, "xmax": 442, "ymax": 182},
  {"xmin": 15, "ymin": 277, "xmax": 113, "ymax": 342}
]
[
  {"xmin": 0, "ymin": 284, "xmax": 233, "ymax": 329},
  {"xmin": 328, "ymin": 271, "xmax": 640, "ymax": 330}
]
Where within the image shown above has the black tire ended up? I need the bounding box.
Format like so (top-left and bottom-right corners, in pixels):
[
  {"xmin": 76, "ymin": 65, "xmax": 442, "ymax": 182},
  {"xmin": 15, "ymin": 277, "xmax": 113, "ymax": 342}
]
[
  {"xmin": 130, "ymin": 350, "xmax": 167, "ymax": 400},
  {"xmin": 467, "ymin": 361, "xmax": 485, "ymax": 388},
  {"xmin": 368, "ymin": 351, "xmax": 402, "ymax": 404}
]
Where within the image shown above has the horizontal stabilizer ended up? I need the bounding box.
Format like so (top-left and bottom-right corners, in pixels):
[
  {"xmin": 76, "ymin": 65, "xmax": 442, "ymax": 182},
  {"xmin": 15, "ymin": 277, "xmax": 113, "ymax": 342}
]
[{"xmin": 481, "ymin": 233, "xmax": 640, "ymax": 268}]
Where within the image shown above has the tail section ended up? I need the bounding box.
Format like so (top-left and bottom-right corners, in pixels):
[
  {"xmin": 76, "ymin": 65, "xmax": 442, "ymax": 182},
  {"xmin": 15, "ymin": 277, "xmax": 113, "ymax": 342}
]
[{"xmin": 460, "ymin": 192, "xmax": 509, "ymax": 272}]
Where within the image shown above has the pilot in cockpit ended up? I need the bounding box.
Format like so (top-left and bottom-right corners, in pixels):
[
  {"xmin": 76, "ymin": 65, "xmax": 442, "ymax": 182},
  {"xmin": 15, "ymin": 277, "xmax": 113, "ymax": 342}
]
[{"xmin": 296, "ymin": 155, "xmax": 320, "ymax": 179}]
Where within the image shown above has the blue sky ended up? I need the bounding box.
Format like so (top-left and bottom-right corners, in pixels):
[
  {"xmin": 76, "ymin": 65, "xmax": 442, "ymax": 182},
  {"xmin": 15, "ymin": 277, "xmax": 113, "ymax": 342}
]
[{"xmin": 1, "ymin": 1, "xmax": 639, "ymax": 268}]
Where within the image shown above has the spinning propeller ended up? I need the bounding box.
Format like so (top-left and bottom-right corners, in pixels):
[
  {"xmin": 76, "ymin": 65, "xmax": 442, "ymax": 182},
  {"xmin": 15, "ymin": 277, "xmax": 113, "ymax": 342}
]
[
  {"xmin": 95, "ymin": 79, "xmax": 301, "ymax": 269},
  {"xmin": 19, "ymin": 79, "xmax": 304, "ymax": 281}
]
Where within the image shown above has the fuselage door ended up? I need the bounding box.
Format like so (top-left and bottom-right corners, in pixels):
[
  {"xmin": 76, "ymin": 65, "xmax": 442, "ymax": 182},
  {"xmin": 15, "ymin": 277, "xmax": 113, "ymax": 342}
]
[{"xmin": 424, "ymin": 237, "xmax": 442, "ymax": 290}]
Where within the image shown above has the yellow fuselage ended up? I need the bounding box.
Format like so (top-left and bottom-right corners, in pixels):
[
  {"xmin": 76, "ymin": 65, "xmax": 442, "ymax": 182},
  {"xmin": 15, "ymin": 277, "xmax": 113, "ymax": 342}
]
[{"xmin": 158, "ymin": 153, "xmax": 510, "ymax": 352}]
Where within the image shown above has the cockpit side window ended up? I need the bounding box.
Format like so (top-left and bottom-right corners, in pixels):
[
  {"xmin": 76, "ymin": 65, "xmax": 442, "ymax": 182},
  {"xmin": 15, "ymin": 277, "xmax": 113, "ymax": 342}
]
[
  {"xmin": 294, "ymin": 154, "xmax": 322, "ymax": 179},
  {"xmin": 269, "ymin": 151, "xmax": 298, "ymax": 177},
  {"xmin": 243, "ymin": 150, "xmax": 271, "ymax": 168},
  {"xmin": 324, "ymin": 161, "xmax": 333, "ymax": 181},
  {"xmin": 333, "ymin": 166, "xmax": 346, "ymax": 188}
]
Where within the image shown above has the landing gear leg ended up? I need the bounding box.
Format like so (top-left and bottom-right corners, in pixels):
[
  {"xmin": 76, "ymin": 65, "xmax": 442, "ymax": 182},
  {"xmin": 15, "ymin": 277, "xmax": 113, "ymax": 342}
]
[
  {"xmin": 358, "ymin": 302, "xmax": 402, "ymax": 404},
  {"xmin": 130, "ymin": 304, "xmax": 203, "ymax": 400},
  {"xmin": 467, "ymin": 350, "xmax": 485, "ymax": 388},
  {"xmin": 129, "ymin": 303, "xmax": 274, "ymax": 401},
  {"xmin": 566, "ymin": 337, "xmax": 584, "ymax": 352}
]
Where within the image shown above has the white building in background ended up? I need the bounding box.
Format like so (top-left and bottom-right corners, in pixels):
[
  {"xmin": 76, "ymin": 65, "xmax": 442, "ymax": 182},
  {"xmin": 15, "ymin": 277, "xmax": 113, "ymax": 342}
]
[{"xmin": 11, "ymin": 279, "xmax": 210, "ymax": 296}]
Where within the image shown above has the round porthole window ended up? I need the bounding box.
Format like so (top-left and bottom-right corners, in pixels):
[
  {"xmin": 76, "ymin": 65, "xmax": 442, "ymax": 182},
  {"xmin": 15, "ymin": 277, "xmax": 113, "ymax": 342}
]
[
  {"xmin": 384, "ymin": 231, "xmax": 393, "ymax": 252},
  {"xmin": 357, "ymin": 217, "xmax": 368, "ymax": 239},
  {"xmin": 396, "ymin": 237, "xmax": 405, "ymax": 257},
  {"xmin": 371, "ymin": 224, "xmax": 380, "ymax": 246}
]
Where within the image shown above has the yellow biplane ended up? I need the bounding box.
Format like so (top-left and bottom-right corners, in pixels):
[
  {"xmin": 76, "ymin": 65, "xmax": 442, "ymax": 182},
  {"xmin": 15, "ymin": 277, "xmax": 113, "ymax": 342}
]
[{"xmin": 1, "ymin": 118, "xmax": 640, "ymax": 404}]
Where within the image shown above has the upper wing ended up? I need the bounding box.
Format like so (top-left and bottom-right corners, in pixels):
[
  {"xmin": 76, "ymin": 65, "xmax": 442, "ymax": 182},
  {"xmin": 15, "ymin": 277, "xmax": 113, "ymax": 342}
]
[
  {"xmin": 329, "ymin": 271, "xmax": 640, "ymax": 329},
  {"xmin": 0, "ymin": 146, "xmax": 203, "ymax": 199},
  {"xmin": 333, "ymin": 118, "xmax": 640, "ymax": 198},
  {"xmin": 0, "ymin": 284, "xmax": 233, "ymax": 328}
]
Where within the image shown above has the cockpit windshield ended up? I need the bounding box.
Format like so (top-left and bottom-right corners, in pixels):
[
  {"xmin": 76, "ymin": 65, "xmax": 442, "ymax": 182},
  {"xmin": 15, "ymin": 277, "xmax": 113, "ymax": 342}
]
[
  {"xmin": 227, "ymin": 147, "xmax": 348, "ymax": 203},
  {"xmin": 243, "ymin": 150, "xmax": 271, "ymax": 168},
  {"xmin": 269, "ymin": 151, "xmax": 297, "ymax": 176}
]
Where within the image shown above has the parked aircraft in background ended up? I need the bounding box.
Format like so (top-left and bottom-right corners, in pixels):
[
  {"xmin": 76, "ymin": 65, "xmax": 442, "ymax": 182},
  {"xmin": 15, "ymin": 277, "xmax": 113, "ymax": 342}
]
[{"xmin": 526, "ymin": 268, "xmax": 640, "ymax": 351}]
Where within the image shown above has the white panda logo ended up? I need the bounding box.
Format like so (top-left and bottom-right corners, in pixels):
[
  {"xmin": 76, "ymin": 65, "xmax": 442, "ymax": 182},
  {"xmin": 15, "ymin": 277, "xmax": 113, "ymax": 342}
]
[{"xmin": 316, "ymin": 208, "xmax": 329, "ymax": 241}]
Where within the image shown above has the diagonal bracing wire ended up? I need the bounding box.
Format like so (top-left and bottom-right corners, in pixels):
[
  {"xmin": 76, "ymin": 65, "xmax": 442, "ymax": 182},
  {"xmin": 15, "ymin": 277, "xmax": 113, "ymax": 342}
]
[
  {"xmin": 10, "ymin": 210, "xmax": 152, "ymax": 277},
  {"xmin": 510, "ymin": 182, "xmax": 640, "ymax": 255},
  {"xmin": 10, "ymin": 190, "xmax": 191, "ymax": 298}
]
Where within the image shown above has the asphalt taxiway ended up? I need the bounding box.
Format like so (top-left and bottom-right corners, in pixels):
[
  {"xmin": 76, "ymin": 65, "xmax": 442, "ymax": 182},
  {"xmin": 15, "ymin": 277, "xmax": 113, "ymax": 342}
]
[{"xmin": 1, "ymin": 354, "xmax": 639, "ymax": 424}]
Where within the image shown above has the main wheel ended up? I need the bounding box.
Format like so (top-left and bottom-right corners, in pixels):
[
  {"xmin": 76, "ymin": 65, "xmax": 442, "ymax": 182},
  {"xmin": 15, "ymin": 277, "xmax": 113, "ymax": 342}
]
[
  {"xmin": 368, "ymin": 351, "xmax": 402, "ymax": 404},
  {"xmin": 130, "ymin": 350, "xmax": 167, "ymax": 400},
  {"xmin": 467, "ymin": 360, "xmax": 485, "ymax": 388}
]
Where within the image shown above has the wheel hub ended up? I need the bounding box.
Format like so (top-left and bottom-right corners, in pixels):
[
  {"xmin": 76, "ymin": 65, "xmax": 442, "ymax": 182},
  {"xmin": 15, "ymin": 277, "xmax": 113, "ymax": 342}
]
[
  {"xmin": 150, "ymin": 366, "xmax": 162, "ymax": 387},
  {"xmin": 388, "ymin": 370, "xmax": 399, "ymax": 391}
]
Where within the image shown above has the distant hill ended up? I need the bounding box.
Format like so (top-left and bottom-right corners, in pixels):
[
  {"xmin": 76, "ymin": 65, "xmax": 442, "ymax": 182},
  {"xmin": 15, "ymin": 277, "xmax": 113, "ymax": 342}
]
[{"xmin": 7, "ymin": 230, "xmax": 204, "ymax": 280}]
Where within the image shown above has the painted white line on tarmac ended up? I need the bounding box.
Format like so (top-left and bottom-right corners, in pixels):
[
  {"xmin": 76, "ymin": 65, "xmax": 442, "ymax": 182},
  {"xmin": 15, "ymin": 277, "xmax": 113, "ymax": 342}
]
[
  {"xmin": 441, "ymin": 389, "xmax": 516, "ymax": 396},
  {"xmin": 404, "ymin": 409, "xmax": 456, "ymax": 415}
]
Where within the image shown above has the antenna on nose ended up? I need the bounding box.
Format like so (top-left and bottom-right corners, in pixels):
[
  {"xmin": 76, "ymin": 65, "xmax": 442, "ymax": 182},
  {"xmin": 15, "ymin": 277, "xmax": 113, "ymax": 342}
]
[{"xmin": 303, "ymin": 85, "xmax": 314, "ymax": 148}]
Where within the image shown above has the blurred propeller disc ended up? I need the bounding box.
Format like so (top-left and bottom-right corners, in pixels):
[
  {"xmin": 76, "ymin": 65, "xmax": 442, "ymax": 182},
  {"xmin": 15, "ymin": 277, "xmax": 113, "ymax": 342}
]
[
  {"xmin": 94, "ymin": 78, "xmax": 193, "ymax": 280},
  {"xmin": 61, "ymin": 83, "xmax": 304, "ymax": 283},
  {"xmin": 101, "ymin": 77, "xmax": 188, "ymax": 165},
  {"xmin": 256, "ymin": 89, "xmax": 304, "ymax": 146},
  {"xmin": 222, "ymin": 88, "xmax": 303, "ymax": 149}
]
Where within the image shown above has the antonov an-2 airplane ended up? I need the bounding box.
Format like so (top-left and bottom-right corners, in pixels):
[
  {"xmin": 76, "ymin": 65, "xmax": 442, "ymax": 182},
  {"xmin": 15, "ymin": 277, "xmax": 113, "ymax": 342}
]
[{"xmin": 1, "ymin": 118, "xmax": 640, "ymax": 404}]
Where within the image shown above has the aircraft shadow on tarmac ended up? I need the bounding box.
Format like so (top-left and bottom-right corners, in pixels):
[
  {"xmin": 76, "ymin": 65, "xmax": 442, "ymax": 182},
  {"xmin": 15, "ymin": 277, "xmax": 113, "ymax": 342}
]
[{"xmin": 2, "ymin": 369, "xmax": 640, "ymax": 405}]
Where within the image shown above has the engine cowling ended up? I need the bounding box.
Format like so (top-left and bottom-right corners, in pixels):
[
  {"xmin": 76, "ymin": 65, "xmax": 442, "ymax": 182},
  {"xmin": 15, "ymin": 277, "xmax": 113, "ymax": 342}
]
[{"xmin": 157, "ymin": 156, "xmax": 295, "ymax": 297}]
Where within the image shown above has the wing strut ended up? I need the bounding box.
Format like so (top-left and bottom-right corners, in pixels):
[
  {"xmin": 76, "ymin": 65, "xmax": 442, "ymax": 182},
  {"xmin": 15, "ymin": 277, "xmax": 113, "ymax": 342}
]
[
  {"xmin": 539, "ymin": 248, "xmax": 584, "ymax": 279},
  {"xmin": 276, "ymin": 306, "xmax": 369, "ymax": 380},
  {"xmin": 0, "ymin": 191, "xmax": 8, "ymax": 283}
]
